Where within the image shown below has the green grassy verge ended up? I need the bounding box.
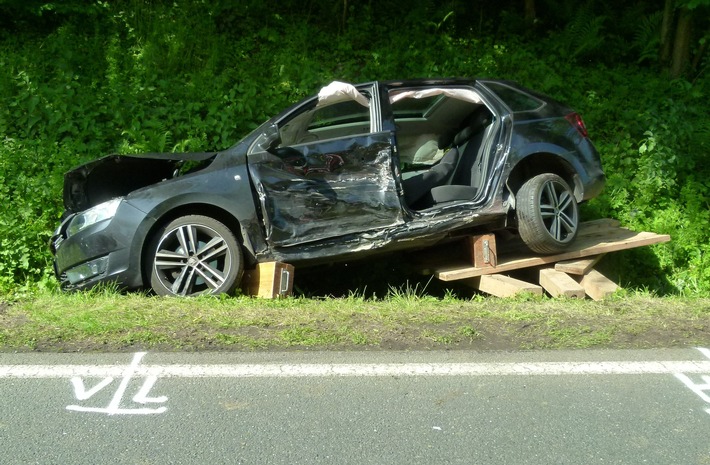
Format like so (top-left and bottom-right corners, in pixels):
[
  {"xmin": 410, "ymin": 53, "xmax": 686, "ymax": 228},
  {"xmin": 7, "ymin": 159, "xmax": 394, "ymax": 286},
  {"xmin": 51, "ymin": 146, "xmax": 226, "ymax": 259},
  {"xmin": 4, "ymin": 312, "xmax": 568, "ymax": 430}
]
[{"xmin": 1, "ymin": 291, "xmax": 708, "ymax": 352}]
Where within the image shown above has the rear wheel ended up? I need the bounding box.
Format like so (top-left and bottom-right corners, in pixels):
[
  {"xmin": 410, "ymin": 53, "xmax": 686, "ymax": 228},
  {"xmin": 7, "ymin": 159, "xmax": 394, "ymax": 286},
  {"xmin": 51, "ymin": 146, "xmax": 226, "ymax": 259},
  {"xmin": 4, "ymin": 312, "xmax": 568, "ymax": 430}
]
[
  {"xmin": 147, "ymin": 215, "xmax": 243, "ymax": 296},
  {"xmin": 516, "ymin": 173, "xmax": 579, "ymax": 254}
]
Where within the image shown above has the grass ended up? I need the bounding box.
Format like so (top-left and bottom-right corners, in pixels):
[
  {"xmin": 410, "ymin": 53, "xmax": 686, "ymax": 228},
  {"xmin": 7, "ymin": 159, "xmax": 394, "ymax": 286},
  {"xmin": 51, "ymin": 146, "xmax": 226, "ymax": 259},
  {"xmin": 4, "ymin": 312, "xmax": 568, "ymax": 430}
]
[{"xmin": 0, "ymin": 289, "xmax": 708, "ymax": 352}]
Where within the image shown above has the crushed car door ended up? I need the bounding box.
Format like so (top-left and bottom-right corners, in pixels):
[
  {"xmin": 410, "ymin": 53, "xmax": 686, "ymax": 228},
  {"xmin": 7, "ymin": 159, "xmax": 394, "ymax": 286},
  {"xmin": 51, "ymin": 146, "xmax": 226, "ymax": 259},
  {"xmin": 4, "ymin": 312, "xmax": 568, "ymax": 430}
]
[{"xmin": 247, "ymin": 85, "xmax": 405, "ymax": 246}]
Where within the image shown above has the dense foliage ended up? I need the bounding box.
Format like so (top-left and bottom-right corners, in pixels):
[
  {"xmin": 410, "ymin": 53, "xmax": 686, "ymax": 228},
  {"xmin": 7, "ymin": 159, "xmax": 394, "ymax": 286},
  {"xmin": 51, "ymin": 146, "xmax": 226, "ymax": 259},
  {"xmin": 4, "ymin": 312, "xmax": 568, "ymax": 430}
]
[{"xmin": 0, "ymin": 0, "xmax": 708, "ymax": 296}]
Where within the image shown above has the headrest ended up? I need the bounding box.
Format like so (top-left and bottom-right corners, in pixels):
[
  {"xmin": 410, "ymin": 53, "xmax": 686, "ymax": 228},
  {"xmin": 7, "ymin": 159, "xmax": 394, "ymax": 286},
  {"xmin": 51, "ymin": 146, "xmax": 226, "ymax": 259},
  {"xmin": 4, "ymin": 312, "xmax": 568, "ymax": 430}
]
[
  {"xmin": 453, "ymin": 106, "xmax": 492, "ymax": 147},
  {"xmin": 437, "ymin": 130, "xmax": 456, "ymax": 149}
]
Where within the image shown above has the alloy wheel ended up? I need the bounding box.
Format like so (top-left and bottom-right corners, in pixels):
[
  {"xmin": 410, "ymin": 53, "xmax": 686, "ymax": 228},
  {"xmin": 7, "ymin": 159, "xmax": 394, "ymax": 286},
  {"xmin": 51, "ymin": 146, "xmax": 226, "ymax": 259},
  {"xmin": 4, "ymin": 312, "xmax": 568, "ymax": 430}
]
[{"xmin": 149, "ymin": 216, "xmax": 242, "ymax": 296}]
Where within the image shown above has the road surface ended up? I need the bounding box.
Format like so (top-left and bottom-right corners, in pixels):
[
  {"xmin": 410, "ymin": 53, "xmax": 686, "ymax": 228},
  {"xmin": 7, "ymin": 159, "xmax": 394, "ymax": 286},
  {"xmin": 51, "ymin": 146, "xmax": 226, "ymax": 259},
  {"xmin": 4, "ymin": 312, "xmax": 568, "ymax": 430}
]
[{"xmin": 1, "ymin": 348, "xmax": 709, "ymax": 464}]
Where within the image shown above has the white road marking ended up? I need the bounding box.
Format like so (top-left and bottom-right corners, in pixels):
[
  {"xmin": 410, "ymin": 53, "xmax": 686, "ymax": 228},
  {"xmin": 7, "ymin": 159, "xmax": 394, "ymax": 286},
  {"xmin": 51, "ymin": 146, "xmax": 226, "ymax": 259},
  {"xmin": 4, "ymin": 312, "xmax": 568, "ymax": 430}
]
[
  {"xmin": 70, "ymin": 377, "xmax": 114, "ymax": 400},
  {"xmin": 672, "ymin": 347, "xmax": 710, "ymax": 415},
  {"xmin": 66, "ymin": 352, "xmax": 167, "ymax": 415},
  {"xmin": 1, "ymin": 350, "xmax": 708, "ymax": 417},
  {"xmin": 674, "ymin": 373, "xmax": 710, "ymax": 403},
  {"xmin": 2, "ymin": 360, "xmax": 710, "ymax": 379}
]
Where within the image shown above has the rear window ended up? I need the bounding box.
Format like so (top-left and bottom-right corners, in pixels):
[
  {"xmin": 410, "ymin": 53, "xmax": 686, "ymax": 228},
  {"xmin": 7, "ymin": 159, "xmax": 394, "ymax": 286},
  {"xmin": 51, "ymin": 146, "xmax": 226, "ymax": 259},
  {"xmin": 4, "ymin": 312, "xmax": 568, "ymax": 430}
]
[{"xmin": 391, "ymin": 95, "xmax": 442, "ymax": 118}]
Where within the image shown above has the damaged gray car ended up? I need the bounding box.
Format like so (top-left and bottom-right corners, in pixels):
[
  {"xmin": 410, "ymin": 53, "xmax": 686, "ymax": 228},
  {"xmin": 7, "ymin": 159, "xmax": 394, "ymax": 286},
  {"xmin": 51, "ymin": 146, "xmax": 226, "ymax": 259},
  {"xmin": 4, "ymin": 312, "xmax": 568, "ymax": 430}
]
[{"xmin": 50, "ymin": 79, "xmax": 605, "ymax": 296}]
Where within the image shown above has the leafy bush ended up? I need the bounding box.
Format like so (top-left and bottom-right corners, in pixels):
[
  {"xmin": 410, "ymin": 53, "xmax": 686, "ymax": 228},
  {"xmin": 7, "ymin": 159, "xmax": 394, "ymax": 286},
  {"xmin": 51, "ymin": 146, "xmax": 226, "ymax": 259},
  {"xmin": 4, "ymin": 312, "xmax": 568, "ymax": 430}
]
[{"xmin": 0, "ymin": 1, "xmax": 708, "ymax": 296}]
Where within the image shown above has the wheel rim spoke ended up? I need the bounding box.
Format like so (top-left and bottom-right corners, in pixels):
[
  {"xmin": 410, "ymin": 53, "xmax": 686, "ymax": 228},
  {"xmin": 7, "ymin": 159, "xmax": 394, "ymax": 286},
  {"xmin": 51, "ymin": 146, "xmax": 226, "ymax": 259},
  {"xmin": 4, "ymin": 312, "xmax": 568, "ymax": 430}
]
[
  {"xmin": 175, "ymin": 226, "xmax": 190, "ymax": 255},
  {"xmin": 559, "ymin": 211, "xmax": 576, "ymax": 234},
  {"xmin": 171, "ymin": 265, "xmax": 196, "ymax": 296},
  {"xmin": 154, "ymin": 250, "xmax": 188, "ymax": 267},
  {"xmin": 558, "ymin": 191, "xmax": 573, "ymax": 210},
  {"xmin": 196, "ymin": 237, "xmax": 228, "ymax": 261},
  {"xmin": 549, "ymin": 217, "xmax": 560, "ymax": 240},
  {"xmin": 540, "ymin": 203, "xmax": 557, "ymax": 218},
  {"xmin": 539, "ymin": 180, "xmax": 577, "ymax": 242},
  {"xmin": 194, "ymin": 262, "xmax": 227, "ymax": 289}
]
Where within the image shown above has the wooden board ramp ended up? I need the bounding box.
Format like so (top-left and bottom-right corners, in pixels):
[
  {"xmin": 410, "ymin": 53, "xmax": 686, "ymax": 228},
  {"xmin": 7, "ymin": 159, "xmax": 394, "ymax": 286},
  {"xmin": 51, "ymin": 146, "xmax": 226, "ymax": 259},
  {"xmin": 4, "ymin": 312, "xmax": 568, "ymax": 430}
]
[{"xmin": 423, "ymin": 219, "xmax": 670, "ymax": 300}]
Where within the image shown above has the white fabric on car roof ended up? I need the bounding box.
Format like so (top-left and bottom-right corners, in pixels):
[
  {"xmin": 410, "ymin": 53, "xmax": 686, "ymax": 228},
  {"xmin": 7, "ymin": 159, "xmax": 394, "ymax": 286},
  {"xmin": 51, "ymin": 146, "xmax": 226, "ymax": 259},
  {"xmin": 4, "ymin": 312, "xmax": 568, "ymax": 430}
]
[
  {"xmin": 317, "ymin": 81, "xmax": 370, "ymax": 107},
  {"xmin": 389, "ymin": 88, "xmax": 482, "ymax": 105}
]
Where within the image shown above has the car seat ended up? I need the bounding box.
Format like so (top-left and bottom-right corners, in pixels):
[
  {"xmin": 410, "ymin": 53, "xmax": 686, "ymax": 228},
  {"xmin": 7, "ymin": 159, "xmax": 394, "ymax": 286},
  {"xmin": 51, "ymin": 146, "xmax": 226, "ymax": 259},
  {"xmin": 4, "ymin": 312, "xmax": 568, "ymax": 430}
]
[
  {"xmin": 402, "ymin": 106, "xmax": 493, "ymax": 208},
  {"xmin": 402, "ymin": 146, "xmax": 460, "ymax": 207},
  {"xmin": 430, "ymin": 106, "xmax": 493, "ymax": 204}
]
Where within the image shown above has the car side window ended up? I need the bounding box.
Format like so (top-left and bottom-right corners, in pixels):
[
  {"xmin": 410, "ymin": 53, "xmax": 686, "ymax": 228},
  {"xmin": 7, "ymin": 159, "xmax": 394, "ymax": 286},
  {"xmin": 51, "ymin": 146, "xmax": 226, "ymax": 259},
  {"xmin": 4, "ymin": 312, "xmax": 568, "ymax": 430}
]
[
  {"xmin": 484, "ymin": 82, "xmax": 543, "ymax": 112},
  {"xmin": 279, "ymin": 98, "xmax": 371, "ymax": 147}
]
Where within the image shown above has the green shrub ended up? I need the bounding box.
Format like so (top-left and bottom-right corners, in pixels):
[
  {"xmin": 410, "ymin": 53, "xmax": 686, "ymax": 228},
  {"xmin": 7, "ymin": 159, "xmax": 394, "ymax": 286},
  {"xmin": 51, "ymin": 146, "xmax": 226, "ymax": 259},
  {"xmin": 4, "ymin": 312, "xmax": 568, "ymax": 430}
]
[{"xmin": 0, "ymin": 1, "xmax": 708, "ymax": 296}]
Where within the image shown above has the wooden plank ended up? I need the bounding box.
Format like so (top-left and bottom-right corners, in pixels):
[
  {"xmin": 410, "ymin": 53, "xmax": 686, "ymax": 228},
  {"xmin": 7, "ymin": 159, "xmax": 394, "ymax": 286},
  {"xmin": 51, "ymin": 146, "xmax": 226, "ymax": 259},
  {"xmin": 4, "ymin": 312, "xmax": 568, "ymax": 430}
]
[
  {"xmin": 539, "ymin": 268, "xmax": 586, "ymax": 298},
  {"xmin": 577, "ymin": 269, "xmax": 619, "ymax": 301},
  {"xmin": 555, "ymin": 255, "xmax": 604, "ymax": 275},
  {"xmin": 242, "ymin": 261, "xmax": 295, "ymax": 298},
  {"xmin": 466, "ymin": 274, "xmax": 542, "ymax": 298},
  {"xmin": 492, "ymin": 219, "xmax": 623, "ymax": 256},
  {"xmin": 435, "ymin": 227, "xmax": 670, "ymax": 282},
  {"xmin": 576, "ymin": 218, "xmax": 621, "ymax": 232}
]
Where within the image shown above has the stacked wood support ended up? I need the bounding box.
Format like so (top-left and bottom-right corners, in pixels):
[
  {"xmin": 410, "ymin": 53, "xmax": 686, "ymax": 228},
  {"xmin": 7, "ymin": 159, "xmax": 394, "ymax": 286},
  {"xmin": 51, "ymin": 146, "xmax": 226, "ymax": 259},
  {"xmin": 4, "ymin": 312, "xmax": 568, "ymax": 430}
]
[
  {"xmin": 244, "ymin": 220, "xmax": 670, "ymax": 300},
  {"xmin": 426, "ymin": 220, "xmax": 670, "ymax": 300}
]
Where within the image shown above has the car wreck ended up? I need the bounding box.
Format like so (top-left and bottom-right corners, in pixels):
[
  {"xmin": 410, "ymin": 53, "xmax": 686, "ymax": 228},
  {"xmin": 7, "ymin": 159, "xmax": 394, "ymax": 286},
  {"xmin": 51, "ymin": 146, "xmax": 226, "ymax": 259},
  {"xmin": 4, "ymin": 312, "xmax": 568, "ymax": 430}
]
[{"xmin": 50, "ymin": 79, "xmax": 605, "ymax": 296}]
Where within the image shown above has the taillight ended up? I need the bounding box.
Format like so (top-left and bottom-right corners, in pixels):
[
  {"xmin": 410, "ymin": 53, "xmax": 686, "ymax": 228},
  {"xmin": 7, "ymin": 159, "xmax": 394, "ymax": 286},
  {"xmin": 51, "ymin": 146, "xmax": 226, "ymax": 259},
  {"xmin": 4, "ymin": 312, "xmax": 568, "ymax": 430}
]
[{"xmin": 565, "ymin": 112, "xmax": 589, "ymax": 138}]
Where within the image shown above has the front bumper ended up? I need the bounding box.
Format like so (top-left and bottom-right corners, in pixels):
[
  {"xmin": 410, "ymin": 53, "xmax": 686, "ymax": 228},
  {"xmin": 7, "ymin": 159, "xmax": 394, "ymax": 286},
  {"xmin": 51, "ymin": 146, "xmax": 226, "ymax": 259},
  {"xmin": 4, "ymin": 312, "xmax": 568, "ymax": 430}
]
[{"xmin": 50, "ymin": 201, "xmax": 150, "ymax": 291}]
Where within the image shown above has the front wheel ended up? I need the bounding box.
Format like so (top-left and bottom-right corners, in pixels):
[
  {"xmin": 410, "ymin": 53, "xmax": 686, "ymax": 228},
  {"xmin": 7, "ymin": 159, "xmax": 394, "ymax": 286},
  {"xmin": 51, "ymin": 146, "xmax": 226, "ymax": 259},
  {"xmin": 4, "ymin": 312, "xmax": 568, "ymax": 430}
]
[
  {"xmin": 147, "ymin": 215, "xmax": 243, "ymax": 296},
  {"xmin": 516, "ymin": 173, "xmax": 579, "ymax": 254}
]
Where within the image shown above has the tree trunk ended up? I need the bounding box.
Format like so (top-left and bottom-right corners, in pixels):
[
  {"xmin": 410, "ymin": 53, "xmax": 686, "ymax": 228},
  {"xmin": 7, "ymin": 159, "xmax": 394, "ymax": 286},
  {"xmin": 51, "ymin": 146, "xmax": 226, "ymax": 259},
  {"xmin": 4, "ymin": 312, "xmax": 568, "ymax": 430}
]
[
  {"xmin": 524, "ymin": 0, "xmax": 536, "ymax": 22},
  {"xmin": 670, "ymin": 7, "xmax": 693, "ymax": 79},
  {"xmin": 341, "ymin": 0, "xmax": 348, "ymax": 33},
  {"xmin": 659, "ymin": 0, "xmax": 675, "ymax": 65}
]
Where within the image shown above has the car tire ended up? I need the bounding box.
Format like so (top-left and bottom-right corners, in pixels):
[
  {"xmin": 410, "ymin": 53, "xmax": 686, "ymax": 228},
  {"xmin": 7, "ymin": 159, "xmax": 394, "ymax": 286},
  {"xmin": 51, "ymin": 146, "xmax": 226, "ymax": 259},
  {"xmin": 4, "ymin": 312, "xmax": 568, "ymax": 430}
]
[
  {"xmin": 516, "ymin": 173, "xmax": 579, "ymax": 254},
  {"xmin": 147, "ymin": 215, "xmax": 243, "ymax": 296}
]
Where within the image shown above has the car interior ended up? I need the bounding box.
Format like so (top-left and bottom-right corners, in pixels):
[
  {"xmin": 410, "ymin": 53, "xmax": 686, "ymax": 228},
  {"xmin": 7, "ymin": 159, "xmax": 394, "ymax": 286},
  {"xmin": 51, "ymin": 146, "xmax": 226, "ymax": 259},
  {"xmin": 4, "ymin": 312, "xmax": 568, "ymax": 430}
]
[
  {"xmin": 274, "ymin": 82, "xmax": 496, "ymax": 211},
  {"xmin": 392, "ymin": 90, "xmax": 494, "ymax": 210}
]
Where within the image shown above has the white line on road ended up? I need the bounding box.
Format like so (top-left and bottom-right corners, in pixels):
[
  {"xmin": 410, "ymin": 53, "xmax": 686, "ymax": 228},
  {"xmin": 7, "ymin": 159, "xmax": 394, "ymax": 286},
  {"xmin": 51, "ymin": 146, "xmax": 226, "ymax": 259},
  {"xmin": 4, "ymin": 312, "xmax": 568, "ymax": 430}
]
[{"xmin": 2, "ymin": 360, "xmax": 710, "ymax": 379}]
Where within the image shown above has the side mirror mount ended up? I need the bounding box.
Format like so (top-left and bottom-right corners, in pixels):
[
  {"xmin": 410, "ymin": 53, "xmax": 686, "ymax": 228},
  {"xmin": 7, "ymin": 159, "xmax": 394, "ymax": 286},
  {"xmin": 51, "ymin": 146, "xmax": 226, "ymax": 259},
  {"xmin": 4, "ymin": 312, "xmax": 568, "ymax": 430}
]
[{"xmin": 256, "ymin": 123, "xmax": 281, "ymax": 153}]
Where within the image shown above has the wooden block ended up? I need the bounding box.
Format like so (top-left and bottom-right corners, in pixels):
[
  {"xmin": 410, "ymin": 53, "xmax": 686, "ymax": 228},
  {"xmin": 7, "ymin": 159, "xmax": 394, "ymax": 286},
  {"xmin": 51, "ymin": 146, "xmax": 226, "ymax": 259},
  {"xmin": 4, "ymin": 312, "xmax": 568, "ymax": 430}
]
[
  {"xmin": 555, "ymin": 255, "xmax": 604, "ymax": 275},
  {"xmin": 467, "ymin": 274, "xmax": 542, "ymax": 298},
  {"xmin": 466, "ymin": 233, "xmax": 497, "ymax": 268},
  {"xmin": 577, "ymin": 269, "xmax": 619, "ymax": 301},
  {"xmin": 242, "ymin": 261, "xmax": 294, "ymax": 298},
  {"xmin": 539, "ymin": 268, "xmax": 586, "ymax": 298}
]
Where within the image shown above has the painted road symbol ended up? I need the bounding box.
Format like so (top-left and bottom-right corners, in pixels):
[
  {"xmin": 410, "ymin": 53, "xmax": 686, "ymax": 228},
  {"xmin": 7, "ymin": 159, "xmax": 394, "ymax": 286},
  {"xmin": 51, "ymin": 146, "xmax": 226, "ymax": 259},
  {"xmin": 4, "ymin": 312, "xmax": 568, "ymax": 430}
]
[{"xmin": 66, "ymin": 352, "xmax": 167, "ymax": 415}]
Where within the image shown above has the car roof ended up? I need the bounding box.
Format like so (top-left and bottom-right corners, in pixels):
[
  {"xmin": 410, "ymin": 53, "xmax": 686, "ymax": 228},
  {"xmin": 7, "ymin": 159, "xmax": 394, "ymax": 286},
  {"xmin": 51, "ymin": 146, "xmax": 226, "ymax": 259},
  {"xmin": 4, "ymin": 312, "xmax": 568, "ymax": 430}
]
[{"xmin": 376, "ymin": 78, "xmax": 479, "ymax": 89}]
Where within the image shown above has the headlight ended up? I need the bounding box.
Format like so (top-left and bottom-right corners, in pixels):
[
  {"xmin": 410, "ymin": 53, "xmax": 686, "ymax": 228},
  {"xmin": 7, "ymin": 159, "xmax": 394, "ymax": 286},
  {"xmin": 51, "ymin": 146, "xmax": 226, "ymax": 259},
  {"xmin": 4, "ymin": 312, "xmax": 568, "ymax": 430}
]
[{"xmin": 67, "ymin": 198, "xmax": 122, "ymax": 237}]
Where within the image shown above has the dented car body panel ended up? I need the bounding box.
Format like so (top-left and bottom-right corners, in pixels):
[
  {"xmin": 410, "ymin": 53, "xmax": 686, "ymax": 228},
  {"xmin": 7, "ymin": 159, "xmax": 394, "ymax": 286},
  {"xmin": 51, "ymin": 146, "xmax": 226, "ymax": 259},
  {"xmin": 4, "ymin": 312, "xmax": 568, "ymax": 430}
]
[
  {"xmin": 248, "ymin": 133, "xmax": 403, "ymax": 247},
  {"xmin": 51, "ymin": 79, "xmax": 605, "ymax": 293}
]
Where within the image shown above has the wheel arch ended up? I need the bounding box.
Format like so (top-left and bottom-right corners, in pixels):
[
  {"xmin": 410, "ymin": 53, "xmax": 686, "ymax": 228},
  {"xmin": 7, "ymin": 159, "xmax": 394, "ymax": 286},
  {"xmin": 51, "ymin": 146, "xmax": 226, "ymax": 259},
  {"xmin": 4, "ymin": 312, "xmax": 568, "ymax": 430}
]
[
  {"xmin": 505, "ymin": 152, "xmax": 583, "ymax": 208},
  {"xmin": 138, "ymin": 203, "xmax": 255, "ymax": 288}
]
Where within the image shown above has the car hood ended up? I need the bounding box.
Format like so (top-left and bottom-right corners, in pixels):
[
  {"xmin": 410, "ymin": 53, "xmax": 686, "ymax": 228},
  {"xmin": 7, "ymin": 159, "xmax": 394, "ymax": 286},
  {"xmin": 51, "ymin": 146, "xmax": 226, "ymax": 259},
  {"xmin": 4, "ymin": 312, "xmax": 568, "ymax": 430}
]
[{"xmin": 63, "ymin": 152, "xmax": 216, "ymax": 213}]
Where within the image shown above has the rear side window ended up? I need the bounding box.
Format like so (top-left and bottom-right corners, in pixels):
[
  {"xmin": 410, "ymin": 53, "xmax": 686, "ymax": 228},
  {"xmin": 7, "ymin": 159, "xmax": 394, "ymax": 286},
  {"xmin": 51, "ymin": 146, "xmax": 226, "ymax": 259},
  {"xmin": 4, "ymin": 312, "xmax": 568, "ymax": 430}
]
[
  {"xmin": 391, "ymin": 95, "xmax": 442, "ymax": 119},
  {"xmin": 485, "ymin": 82, "xmax": 543, "ymax": 113}
]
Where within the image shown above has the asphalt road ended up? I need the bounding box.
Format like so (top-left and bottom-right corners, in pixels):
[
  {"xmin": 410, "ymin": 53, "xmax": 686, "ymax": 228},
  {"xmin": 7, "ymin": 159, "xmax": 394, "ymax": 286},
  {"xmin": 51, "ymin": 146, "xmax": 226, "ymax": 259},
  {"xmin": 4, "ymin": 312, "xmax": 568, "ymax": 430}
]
[{"xmin": 1, "ymin": 349, "xmax": 710, "ymax": 464}]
